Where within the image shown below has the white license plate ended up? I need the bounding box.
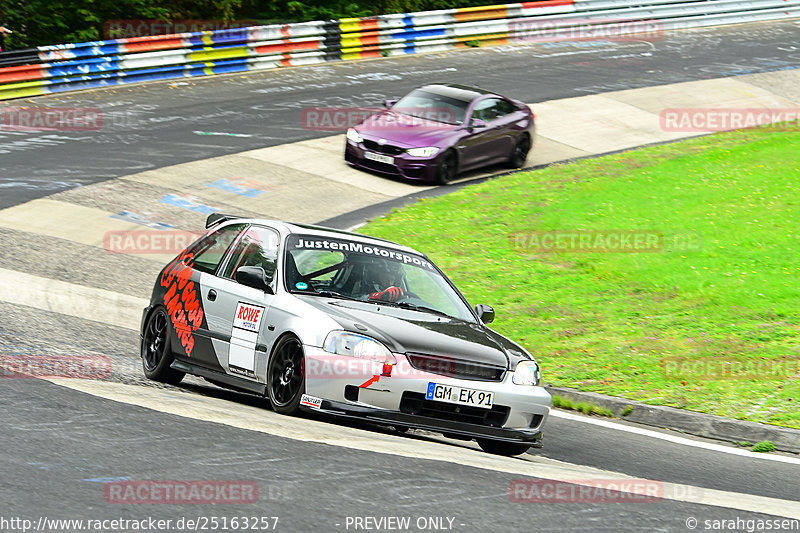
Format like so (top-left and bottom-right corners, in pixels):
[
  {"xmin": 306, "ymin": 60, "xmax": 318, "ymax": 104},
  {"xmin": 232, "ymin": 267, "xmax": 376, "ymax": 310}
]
[
  {"xmin": 364, "ymin": 151, "xmax": 394, "ymax": 164},
  {"xmin": 426, "ymin": 382, "xmax": 494, "ymax": 409}
]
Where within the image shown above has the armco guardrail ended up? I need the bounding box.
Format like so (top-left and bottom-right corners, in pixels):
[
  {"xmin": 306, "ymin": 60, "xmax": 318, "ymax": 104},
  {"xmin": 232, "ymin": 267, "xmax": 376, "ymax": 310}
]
[{"xmin": 1, "ymin": 0, "xmax": 799, "ymax": 100}]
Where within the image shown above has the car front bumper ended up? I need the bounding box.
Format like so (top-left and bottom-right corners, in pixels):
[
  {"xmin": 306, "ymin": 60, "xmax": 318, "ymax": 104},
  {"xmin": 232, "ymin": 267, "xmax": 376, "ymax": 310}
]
[
  {"xmin": 308, "ymin": 399, "xmax": 544, "ymax": 445},
  {"xmin": 302, "ymin": 346, "xmax": 551, "ymax": 444},
  {"xmin": 344, "ymin": 141, "xmax": 441, "ymax": 182}
]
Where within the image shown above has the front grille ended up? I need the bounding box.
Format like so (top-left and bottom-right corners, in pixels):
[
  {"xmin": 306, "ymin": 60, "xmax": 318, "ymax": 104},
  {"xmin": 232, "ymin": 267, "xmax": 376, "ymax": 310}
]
[
  {"xmin": 406, "ymin": 353, "xmax": 505, "ymax": 382},
  {"xmin": 346, "ymin": 150, "xmax": 397, "ymax": 174},
  {"xmin": 360, "ymin": 158, "xmax": 398, "ymax": 174},
  {"xmin": 363, "ymin": 139, "xmax": 405, "ymax": 156},
  {"xmin": 400, "ymin": 392, "xmax": 509, "ymax": 427}
]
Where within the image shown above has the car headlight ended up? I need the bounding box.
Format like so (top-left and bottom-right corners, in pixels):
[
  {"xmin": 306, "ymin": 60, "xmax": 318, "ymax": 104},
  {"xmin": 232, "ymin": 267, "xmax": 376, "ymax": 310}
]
[
  {"xmin": 512, "ymin": 360, "xmax": 541, "ymax": 386},
  {"xmin": 323, "ymin": 331, "xmax": 395, "ymax": 363},
  {"xmin": 406, "ymin": 146, "xmax": 439, "ymax": 157},
  {"xmin": 346, "ymin": 128, "xmax": 363, "ymax": 144}
]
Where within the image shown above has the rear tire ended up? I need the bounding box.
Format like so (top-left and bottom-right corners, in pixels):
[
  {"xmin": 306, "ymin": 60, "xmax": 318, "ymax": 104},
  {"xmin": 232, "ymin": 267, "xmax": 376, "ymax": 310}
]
[
  {"xmin": 435, "ymin": 150, "xmax": 457, "ymax": 184},
  {"xmin": 141, "ymin": 308, "xmax": 185, "ymax": 385},
  {"xmin": 267, "ymin": 335, "xmax": 306, "ymax": 415},
  {"xmin": 507, "ymin": 134, "xmax": 531, "ymax": 168},
  {"xmin": 476, "ymin": 438, "xmax": 531, "ymax": 456}
]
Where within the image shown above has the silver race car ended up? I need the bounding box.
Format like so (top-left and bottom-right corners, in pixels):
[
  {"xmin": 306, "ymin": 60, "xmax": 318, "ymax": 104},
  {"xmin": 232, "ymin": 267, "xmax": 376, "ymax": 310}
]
[{"xmin": 141, "ymin": 215, "xmax": 551, "ymax": 456}]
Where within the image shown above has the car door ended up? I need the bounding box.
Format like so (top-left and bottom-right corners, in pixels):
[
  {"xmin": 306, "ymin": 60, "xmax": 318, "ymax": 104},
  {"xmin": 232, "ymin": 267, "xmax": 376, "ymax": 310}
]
[
  {"xmin": 200, "ymin": 225, "xmax": 281, "ymax": 382},
  {"xmin": 456, "ymin": 98, "xmax": 507, "ymax": 170},
  {"xmin": 166, "ymin": 223, "xmax": 246, "ymax": 372},
  {"xmin": 484, "ymin": 98, "xmax": 521, "ymax": 162}
]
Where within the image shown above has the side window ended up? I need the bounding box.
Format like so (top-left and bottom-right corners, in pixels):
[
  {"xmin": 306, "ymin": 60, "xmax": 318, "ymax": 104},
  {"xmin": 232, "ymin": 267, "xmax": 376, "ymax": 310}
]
[
  {"xmin": 220, "ymin": 226, "xmax": 281, "ymax": 283},
  {"xmin": 473, "ymin": 98, "xmax": 515, "ymax": 123},
  {"xmin": 189, "ymin": 224, "xmax": 246, "ymax": 274},
  {"xmin": 493, "ymin": 99, "xmax": 516, "ymax": 119},
  {"xmin": 471, "ymin": 99, "xmax": 495, "ymax": 122}
]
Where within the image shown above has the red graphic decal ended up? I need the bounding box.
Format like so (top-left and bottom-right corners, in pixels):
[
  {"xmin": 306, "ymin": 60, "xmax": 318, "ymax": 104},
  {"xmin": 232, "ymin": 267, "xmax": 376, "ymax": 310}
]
[
  {"xmin": 160, "ymin": 250, "xmax": 204, "ymax": 357},
  {"xmin": 359, "ymin": 375, "xmax": 380, "ymax": 388}
]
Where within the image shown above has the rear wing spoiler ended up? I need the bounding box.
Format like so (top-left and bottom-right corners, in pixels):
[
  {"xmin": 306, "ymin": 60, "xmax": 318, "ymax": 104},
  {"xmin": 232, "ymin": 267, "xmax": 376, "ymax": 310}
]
[{"xmin": 205, "ymin": 213, "xmax": 243, "ymax": 229}]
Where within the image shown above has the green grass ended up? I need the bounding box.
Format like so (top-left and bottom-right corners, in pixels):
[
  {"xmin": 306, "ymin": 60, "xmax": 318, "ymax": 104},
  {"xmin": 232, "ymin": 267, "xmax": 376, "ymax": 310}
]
[
  {"xmin": 751, "ymin": 440, "xmax": 776, "ymax": 453},
  {"xmin": 552, "ymin": 395, "xmax": 614, "ymax": 417},
  {"xmin": 360, "ymin": 127, "xmax": 800, "ymax": 428}
]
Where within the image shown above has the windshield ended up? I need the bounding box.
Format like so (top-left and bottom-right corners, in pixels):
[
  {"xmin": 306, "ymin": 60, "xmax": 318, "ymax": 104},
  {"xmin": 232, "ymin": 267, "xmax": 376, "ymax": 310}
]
[
  {"xmin": 392, "ymin": 89, "xmax": 469, "ymax": 125},
  {"xmin": 283, "ymin": 234, "xmax": 475, "ymax": 322}
]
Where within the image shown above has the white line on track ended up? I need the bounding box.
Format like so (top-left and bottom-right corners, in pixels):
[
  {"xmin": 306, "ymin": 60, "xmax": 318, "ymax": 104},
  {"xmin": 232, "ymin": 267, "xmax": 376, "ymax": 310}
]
[
  {"xmin": 551, "ymin": 410, "xmax": 800, "ymax": 465},
  {"xmin": 0, "ymin": 267, "xmax": 145, "ymax": 330}
]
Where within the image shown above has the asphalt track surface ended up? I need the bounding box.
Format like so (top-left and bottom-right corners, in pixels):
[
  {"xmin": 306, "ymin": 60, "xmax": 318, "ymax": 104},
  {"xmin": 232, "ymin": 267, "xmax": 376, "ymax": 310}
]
[{"xmin": 2, "ymin": 20, "xmax": 800, "ymax": 532}]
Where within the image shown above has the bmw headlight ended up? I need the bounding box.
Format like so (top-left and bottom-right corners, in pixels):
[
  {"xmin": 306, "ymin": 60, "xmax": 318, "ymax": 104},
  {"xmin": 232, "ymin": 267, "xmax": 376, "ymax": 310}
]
[
  {"xmin": 512, "ymin": 360, "xmax": 541, "ymax": 386},
  {"xmin": 346, "ymin": 128, "xmax": 363, "ymax": 144},
  {"xmin": 323, "ymin": 331, "xmax": 395, "ymax": 363},
  {"xmin": 406, "ymin": 146, "xmax": 440, "ymax": 157}
]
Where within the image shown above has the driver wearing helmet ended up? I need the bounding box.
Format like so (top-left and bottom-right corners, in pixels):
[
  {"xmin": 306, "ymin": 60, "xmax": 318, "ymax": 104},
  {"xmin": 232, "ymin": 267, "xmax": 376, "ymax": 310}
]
[{"xmin": 364, "ymin": 261, "xmax": 405, "ymax": 302}]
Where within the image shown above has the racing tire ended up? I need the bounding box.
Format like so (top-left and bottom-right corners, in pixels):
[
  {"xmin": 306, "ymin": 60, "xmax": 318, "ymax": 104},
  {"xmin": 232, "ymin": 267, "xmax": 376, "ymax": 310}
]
[
  {"xmin": 476, "ymin": 438, "xmax": 531, "ymax": 457},
  {"xmin": 435, "ymin": 150, "xmax": 458, "ymax": 185},
  {"xmin": 267, "ymin": 335, "xmax": 306, "ymax": 415},
  {"xmin": 141, "ymin": 308, "xmax": 185, "ymax": 385},
  {"xmin": 507, "ymin": 133, "xmax": 531, "ymax": 169}
]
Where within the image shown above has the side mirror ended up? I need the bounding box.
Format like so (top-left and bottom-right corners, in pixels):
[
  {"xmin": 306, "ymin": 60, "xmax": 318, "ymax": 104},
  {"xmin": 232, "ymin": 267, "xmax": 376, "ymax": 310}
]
[
  {"xmin": 474, "ymin": 304, "xmax": 495, "ymax": 324},
  {"xmin": 383, "ymin": 98, "xmax": 397, "ymax": 108},
  {"xmin": 235, "ymin": 266, "xmax": 274, "ymax": 294},
  {"xmin": 469, "ymin": 118, "xmax": 487, "ymax": 130}
]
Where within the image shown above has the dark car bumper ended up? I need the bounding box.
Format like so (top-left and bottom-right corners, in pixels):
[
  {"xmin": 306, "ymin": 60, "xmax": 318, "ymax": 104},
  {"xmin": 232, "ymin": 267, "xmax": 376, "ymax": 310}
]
[
  {"xmin": 303, "ymin": 398, "xmax": 544, "ymax": 446},
  {"xmin": 345, "ymin": 141, "xmax": 441, "ymax": 182}
]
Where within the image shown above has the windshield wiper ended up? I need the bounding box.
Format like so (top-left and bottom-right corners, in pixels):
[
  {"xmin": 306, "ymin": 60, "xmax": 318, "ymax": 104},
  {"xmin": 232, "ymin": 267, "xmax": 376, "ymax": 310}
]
[
  {"xmin": 380, "ymin": 300, "xmax": 455, "ymax": 319},
  {"xmin": 297, "ymin": 290, "xmax": 360, "ymax": 302},
  {"xmin": 317, "ymin": 290, "xmax": 360, "ymax": 300}
]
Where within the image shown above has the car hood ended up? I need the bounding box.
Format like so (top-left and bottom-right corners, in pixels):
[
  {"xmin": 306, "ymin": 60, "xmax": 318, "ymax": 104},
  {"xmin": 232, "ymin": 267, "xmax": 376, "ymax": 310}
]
[
  {"xmin": 297, "ymin": 296, "xmax": 512, "ymax": 368},
  {"xmin": 357, "ymin": 110, "xmax": 458, "ymax": 147}
]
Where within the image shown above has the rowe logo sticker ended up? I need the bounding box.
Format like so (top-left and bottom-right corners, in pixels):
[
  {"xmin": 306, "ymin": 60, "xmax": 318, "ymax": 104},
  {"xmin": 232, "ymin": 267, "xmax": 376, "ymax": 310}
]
[{"xmin": 234, "ymin": 303, "xmax": 263, "ymax": 333}]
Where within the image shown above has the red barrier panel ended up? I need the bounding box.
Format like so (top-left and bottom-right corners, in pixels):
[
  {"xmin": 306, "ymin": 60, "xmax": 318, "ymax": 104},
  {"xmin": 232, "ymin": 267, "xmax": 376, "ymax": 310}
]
[
  {"xmin": 0, "ymin": 64, "xmax": 46, "ymax": 84},
  {"xmin": 254, "ymin": 40, "xmax": 321, "ymax": 55}
]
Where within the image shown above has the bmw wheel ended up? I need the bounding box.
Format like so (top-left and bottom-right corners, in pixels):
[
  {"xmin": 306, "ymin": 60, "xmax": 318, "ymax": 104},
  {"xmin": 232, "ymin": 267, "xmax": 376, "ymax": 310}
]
[
  {"xmin": 141, "ymin": 308, "xmax": 185, "ymax": 385},
  {"xmin": 268, "ymin": 335, "xmax": 306, "ymax": 415},
  {"xmin": 435, "ymin": 150, "xmax": 457, "ymax": 184},
  {"xmin": 507, "ymin": 134, "xmax": 531, "ymax": 169}
]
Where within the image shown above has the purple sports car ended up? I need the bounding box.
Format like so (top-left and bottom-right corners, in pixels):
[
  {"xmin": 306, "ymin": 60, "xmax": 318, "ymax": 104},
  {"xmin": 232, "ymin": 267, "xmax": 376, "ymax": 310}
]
[{"xmin": 344, "ymin": 84, "xmax": 535, "ymax": 184}]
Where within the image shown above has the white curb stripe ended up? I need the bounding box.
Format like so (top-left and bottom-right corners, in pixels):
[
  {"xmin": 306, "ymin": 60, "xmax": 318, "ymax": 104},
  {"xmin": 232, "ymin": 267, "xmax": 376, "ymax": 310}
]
[{"xmin": 551, "ymin": 410, "xmax": 800, "ymax": 465}]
